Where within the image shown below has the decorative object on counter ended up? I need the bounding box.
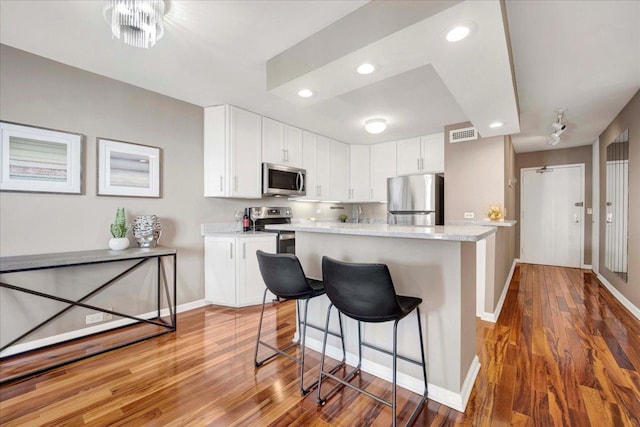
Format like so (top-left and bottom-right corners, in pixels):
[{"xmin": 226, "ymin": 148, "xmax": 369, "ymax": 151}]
[
  {"xmin": 338, "ymin": 214, "xmax": 348, "ymax": 223},
  {"xmin": 487, "ymin": 204, "xmax": 503, "ymax": 221},
  {"xmin": 97, "ymin": 138, "xmax": 161, "ymax": 198},
  {"xmin": 133, "ymin": 215, "xmax": 162, "ymax": 248},
  {"xmin": 250, "ymin": 208, "xmax": 260, "ymax": 231},
  {"xmin": 0, "ymin": 121, "xmax": 83, "ymax": 194},
  {"xmin": 109, "ymin": 207, "xmax": 131, "ymax": 250},
  {"xmin": 234, "ymin": 210, "xmax": 244, "ymax": 232},
  {"xmin": 103, "ymin": 0, "xmax": 166, "ymax": 49}
]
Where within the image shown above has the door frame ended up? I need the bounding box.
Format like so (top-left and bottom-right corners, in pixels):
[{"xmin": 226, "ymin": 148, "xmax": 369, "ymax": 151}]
[{"xmin": 520, "ymin": 163, "xmax": 586, "ymax": 268}]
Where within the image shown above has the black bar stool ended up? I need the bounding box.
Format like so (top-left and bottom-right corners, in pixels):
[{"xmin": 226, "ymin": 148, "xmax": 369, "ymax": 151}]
[
  {"xmin": 317, "ymin": 256, "xmax": 428, "ymax": 427},
  {"xmin": 254, "ymin": 250, "xmax": 346, "ymax": 396}
]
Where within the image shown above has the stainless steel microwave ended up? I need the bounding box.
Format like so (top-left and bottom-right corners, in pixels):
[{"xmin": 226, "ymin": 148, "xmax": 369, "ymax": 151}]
[{"xmin": 262, "ymin": 163, "xmax": 306, "ymax": 197}]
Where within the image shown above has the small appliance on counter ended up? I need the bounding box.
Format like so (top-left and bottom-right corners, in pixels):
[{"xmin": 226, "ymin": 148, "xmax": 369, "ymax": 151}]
[
  {"xmin": 387, "ymin": 174, "xmax": 444, "ymax": 226},
  {"xmin": 248, "ymin": 206, "xmax": 294, "ymax": 254}
]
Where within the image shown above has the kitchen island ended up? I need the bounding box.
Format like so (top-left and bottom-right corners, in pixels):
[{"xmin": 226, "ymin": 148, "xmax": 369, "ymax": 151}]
[{"xmin": 265, "ymin": 222, "xmax": 497, "ymax": 411}]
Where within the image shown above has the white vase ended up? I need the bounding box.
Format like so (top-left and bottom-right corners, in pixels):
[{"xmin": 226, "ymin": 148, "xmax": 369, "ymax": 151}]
[{"xmin": 109, "ymin": 237, "xmax": 129, "ymax": 251}]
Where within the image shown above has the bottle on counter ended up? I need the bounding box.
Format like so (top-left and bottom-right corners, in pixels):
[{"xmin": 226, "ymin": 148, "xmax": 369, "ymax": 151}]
[{"xmin": 242, "ymin": 209, "xmax": 250, "ymax": 232}]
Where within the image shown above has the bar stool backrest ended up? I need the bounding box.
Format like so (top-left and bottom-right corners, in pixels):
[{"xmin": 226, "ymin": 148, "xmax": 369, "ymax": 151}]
[
  {"xmin": 256, "ymin": 250, "xmax": 315, "ymax": 299},
  {"xmin": 322, "ymin": 256, "xmax": 402, "ymax": 322}
]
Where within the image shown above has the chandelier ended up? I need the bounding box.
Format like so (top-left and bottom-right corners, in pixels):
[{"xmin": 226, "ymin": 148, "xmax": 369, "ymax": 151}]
[{"xmin": 103, "ymin": 0, "xmax": 166, "ymax": 49}]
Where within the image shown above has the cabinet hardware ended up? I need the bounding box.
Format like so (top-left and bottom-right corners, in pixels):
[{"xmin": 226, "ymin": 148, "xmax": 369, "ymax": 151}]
[
  {"xmin": 229, "ymin": 242, "xmax": 233, "ymax": 259},
  {"xmin": 284, "ymin": 149, "xmax": 289, "ymax": 162},
  {"xmin": 370, "ymin": 188, "xmax": 373, "ymax": 200},
  {"xmin": 243, "ymin": 243, "xmax": 246, "ymax": 259},
  {"xmin": 417, "ymin": 158, "xmax": 420, "ymax": 170},
  {"xmin": 282, "ymin": 148, "xmax": 286, "ymax": 163},
  {"xmin": 234, "ymin": 176, "xmax": 238, "ymax": 192},
  {"xmin": 574, "ymin": 202, "xmax": 584, "ymax": 207},
  {"xmin": 219, "ymin": 176, "xmax": 223, "ymax": 192}
]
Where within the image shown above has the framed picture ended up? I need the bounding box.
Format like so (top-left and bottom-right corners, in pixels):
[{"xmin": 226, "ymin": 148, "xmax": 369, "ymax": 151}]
[
  {"xmin": 97, "ymin": 138, "xmax": 161, "ymax": 198},
  {"xmin": 0, "ymin": 121, "xmax": 83, "ymax": 194}
]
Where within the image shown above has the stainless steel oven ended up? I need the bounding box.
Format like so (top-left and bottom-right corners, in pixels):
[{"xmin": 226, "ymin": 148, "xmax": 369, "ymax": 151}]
[
  {"xmin": 249, "ymin": 207, "xmax": 294, "ymax": 254},
  {"xmin": 262, "ymin": 163, "xmax": 306, "ymax": 197}
]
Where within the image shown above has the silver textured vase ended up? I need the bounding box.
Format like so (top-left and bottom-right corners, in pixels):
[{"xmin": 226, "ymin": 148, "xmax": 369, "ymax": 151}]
[{"xmin": 133, "ymin": 215, "xmax": 162, "ymax": 248}]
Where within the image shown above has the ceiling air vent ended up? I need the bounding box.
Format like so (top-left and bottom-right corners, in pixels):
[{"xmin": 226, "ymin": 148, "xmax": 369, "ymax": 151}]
[{"xmin": 449, "ymin": 127, "xmax": 478, "ymax": 143}]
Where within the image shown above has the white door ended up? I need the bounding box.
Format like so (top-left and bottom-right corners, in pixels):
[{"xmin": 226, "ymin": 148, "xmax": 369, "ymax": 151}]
[
  {"xmin": 370, "ymin": 141, "xmax": 397, "ymax": 201},
  {"xmin": 349, "ymin": 145, "xmax": 371, "ymax": 201},
  {"xmin": 520, "ymin": 164, "xmax": 584, "ymax": 268},
  {"xmin": 396, "ymin": 137, "xmax": 422, "ymax": 175},
  {"xmin": 237, "ymin": 237, "xmax": 276, "ymax": 307},
  {"xmin": 329, "ymin": 140, "xmax": 350, "ymax": 201}
]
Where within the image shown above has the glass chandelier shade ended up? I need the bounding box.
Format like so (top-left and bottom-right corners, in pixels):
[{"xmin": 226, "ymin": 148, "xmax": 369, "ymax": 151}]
[{"xmin": 103, "ymin": 0, "xmax": 166, "ymax": 49}]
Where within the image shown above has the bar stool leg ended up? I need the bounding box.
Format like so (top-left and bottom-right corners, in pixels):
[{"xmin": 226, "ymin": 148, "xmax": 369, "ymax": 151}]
[
  {"xmin": 299, "ymin": 298, "xmax": 311, "ymax": 395},
  {"xmin": 392, "ymin": 319, "xmax": 399, "ymax": 427},
  {"xmin": 406, "ymin": 307, "xmax": 429, "ymax": 426},
  {"xmin": 254, "ymin": 288, "xmax": 269, "ymax": 367},
  {"xmin": 316, "ymin": 303, "xmax": 333, "ymax": 402}
]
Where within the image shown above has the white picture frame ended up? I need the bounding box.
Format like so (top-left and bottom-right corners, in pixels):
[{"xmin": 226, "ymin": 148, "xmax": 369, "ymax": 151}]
[
  {"xmin": 0, "ymin": 121, "xmax": 83, "ymax": 194},
  {"xmin": 97, "ymin": 138, "xmax": 161, "ymax": 198}
]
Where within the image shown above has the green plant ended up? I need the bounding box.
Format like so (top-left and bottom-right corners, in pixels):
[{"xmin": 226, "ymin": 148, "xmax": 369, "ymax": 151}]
[
  {"xmin": 110, "ymin": 207, "xmax": 131, "ymax": 238},
  {"xmin": 338, "ymin": 214, "xmax": 348, "ymax": 222}
]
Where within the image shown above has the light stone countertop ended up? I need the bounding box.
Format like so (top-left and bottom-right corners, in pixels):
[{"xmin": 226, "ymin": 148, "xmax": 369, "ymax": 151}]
[
  {"xmin": 447, "ymin": 219, "xmax": 517, "ymax": 227},
  {"xmin": 200, "ymin": 223, "xmax": 277, "ymax": 238},
  {"xmin": 265, "ymin": 222, "xmax": 497, "ymax": 242}
]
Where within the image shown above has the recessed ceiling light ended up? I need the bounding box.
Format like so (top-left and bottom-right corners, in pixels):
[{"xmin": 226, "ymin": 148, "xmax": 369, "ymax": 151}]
[
  {"xmin": 489, "ymin": 121, "xmax": 503, "ymax": 128},
  {"xmin": 357, "ymin": 63, "xmax": 376, "ymax": 75},
  {"xmin": 446, "ymin": 26, "xmax": 470, "ymax": 42},
  {"xmin": 298, "ymin": 89, "xmax": 313, "ymax": 98},
  {"xmin": 365, "ymin": 118, "xmax": 387, "ymax": 134}
]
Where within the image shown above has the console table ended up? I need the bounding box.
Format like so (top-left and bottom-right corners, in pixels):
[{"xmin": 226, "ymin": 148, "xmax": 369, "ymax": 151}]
[{"xmin": 0, "ymin": 247, "xmax": 177, "ymax": 384}]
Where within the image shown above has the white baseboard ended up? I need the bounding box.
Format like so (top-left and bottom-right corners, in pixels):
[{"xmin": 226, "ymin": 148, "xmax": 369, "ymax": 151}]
[
  {"xmin": 304, "ymin": 336, "xmax": 479, "ymax": 412},
  {"xmin": 581, "ymin": 264, "xmax": 592, "ymax": 270},
  {"xmin": 480, "ymin": 259, "xmax": 517, "ymax": 322},
  {"xmin": 0, "ymin": 299, "xmax": 207, "ymax": 358},
  {"xmin": 596, "ymin": 274, "xmax": 640, "ymax": 320}
]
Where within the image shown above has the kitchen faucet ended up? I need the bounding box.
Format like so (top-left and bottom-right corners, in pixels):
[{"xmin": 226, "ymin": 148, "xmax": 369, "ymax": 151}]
[{"xmin": 355, "ymin": 205, "xmax": 363, "ymax": 223}]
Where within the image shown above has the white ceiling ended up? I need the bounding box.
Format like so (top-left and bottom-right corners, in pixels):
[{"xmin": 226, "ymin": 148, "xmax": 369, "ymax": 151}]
[{"xmin": 1, "ymin": 0, "xmax": 639, "ymax": 152}]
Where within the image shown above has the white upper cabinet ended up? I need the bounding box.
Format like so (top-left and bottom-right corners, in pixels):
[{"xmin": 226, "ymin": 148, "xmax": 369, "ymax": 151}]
[
  {"xmin": 328, "ymin": 138, "xmax": 349, "ymax": 202},
  {"xmin": 421, "ymin": 133, "xmax": 445, "ymax": 173},
  {"xmin": 315, "ymin": 135, "xmax": 332, "ymax": 201},
  {"xmin": 349, "ymin": 145, "xmax": 371, "ymax": 201},
  {"xmin": 262, "ymin": 117, "xmax": 303, "ymax": 168},
  {"xmin": 370, "ymin": 141, "xmax": 397, "ymax": 202},
  {"xmin": 204, "ymin": 105, "xmax": 262, "ymax": 198},
  {"xmin": 298, "ymin": 131, "xmax": 318, "ymax": 200},
  {"xmin": 396, "ymin": 133, "xmax": 444, "ymax": 175}
]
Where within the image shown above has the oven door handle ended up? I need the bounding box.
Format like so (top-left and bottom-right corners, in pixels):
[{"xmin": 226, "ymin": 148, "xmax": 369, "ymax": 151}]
[{"xmin": 279, "ymin": 232, "xmax": 295, "ymax": 241}]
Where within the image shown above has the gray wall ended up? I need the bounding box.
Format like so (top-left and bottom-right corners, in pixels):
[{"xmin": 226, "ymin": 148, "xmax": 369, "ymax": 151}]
[
  {"xmin": 0, "ymin": 45, "xmax": 347, "ymax": 345},
  {"xmin": 515, "ymin": 145, "xmax": 593, "ymax": 265},
  {"xmin": 599, "ymin": 89, "xmax": 639, "ymax": 309}
]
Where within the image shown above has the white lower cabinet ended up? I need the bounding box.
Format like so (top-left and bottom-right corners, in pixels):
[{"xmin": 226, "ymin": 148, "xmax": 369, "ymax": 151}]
[{"xmin": 204, "ymin": 234, "xmax": 276, "ymax": 307}]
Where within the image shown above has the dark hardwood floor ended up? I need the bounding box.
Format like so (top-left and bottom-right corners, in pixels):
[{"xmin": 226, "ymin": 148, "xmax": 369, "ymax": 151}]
[{"xmin": 1, "ymin": 264, "xmax": 639, "ymax": 426}]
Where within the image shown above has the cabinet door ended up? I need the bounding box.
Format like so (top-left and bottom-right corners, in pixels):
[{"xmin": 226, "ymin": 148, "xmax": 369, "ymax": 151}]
[
  {"xmin": 396, "ymin": 137, "xmax": 422, "ymax": 175},
  {"xmin": 204, "ymin": 106, "xmax": 227, "ymax": 197},
  {"xmin": 262, "ymin": 117, "xmax": 285, "ymax": 165},
  {"xmin": 300, "ymin": 131, "xmax": 318, "ymax": 200},
  {"xmin": 370, "ymin": 141, "xmax": 397, "ymax": 201},
  {"xmin": 284, "ymin": 125, "xmax": 303, "ymax": 168},
  {"xmin": 204, "ymin": 237, "xmax": 236, "ymax": 306},
  {"xmin": 329, "ymin": 140, "xmax": 350, "ymax": 201},
  {"xmin": 237, "ymin": 237, "xmax": 277, "ymax": 307},
  {"xmin": 421, "ymin": 133, "xmax": 444, "ymax": 173},
  {"xmin": 316, "ymin": 136, "xmax": 331, "ymax": 200},
  {"xmin": 349, "ymin": 145, "xmax": 371, "ymax": 201},
  {"xmin": 230, "ymin": 107, "xmax": 262, "ymax": 198}
]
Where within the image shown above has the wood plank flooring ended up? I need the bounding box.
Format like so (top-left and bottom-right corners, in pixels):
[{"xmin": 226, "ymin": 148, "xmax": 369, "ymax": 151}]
[{"xmin": 1, "ymin": 264, "xmax": 639, "ymax": 426}]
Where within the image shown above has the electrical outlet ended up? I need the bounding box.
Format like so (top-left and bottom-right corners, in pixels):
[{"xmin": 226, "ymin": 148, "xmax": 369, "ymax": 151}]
[
  {"xmin": 86, "ymin": 312, "xmax": 103, "ymax": 325},
  {"xmin": 587, "ymin": 208, "xmax": 592, "ymax": 215},
  {"xmin": 316, "ymin": 208, "xmax": 322, "ymax": 214},
  {"xmin": 464, "ymin": 212, "xmax": 475, "ymax": 219}
]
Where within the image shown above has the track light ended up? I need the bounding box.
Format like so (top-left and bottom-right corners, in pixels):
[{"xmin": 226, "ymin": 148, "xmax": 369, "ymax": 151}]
[
  {"xmin": 548, "ymin": 132, "xmax": 561, "ymax": 146},
  {"xmin": 547, "ymin": 108, "xmax": 567, "ymax": 145}
]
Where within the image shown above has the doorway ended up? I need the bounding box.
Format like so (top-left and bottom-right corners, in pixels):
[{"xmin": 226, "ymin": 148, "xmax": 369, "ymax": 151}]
[{"xmin": 520, "ymin": 164, "xmax": 585, "ymax": 268}]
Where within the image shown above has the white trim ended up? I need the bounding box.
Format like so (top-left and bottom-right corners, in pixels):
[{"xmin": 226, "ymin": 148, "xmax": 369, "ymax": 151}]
[
  {"xmin": 581, "ymin": 264, "xmax": 592, "ymax": 270},
  {"xmin": 304, "ymin": 337, "xmax": 480, "ymax": 412},
  {"xmin": 480, "ymin": 259, "xmax": 516, "ymax": 322},
  {"xmin": 0, "ymin": 299, "xmax": 207, "ymax": 358},
  {"xmin": 597, "ymin": 274, "xmax": 640, "ymax": 320}
]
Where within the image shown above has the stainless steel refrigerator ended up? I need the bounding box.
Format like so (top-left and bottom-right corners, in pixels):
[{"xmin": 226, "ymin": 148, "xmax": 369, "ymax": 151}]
[{"xmin": 387, "ymin": 174, "xmax": 444, "ymax": 225}]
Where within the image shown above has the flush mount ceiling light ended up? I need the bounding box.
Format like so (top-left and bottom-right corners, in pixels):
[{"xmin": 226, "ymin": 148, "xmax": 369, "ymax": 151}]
[
  {"xmin": 104, "ymin": 0, "xmax": 166, "ymax": 49},
  {"xmin": 364, "ymin": 118, "xmax": 387, "ymax": 134},
  {"xmin": 446, "ymin": 25, "xmax": 470, "ymax": 42},
  {"xmin": 357, "ymin": 63, "xmax": 376, "ymax": 75},
  {"xmin": 298, "ymin": 89, "xmax": 314, "ymax": 98},
  {"xmin": 489, "ymin": 121, "xmax": 504, "ymax": 128}
]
